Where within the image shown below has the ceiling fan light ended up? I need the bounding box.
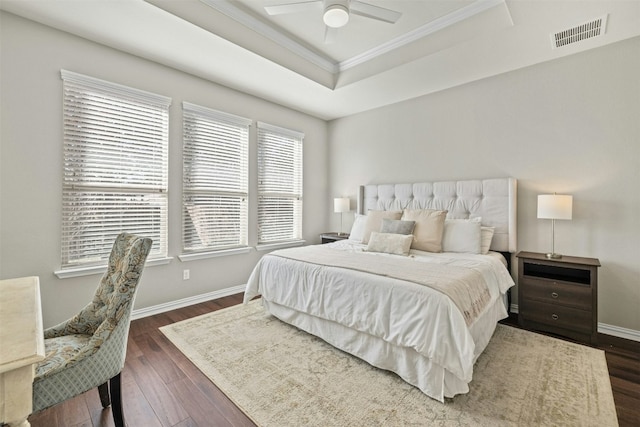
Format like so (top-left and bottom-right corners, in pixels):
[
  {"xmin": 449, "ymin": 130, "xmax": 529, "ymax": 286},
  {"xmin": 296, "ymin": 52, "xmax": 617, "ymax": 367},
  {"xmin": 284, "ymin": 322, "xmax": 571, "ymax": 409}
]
[{"xmin": 323, "ymin": 4, "xmax": 349, "ymax": 28}]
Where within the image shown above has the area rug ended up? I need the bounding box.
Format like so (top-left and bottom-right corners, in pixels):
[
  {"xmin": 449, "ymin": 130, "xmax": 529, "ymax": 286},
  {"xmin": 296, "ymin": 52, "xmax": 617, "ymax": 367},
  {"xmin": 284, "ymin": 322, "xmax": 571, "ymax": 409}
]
[{"xmin": 159, "ymin": 301, "xmax": 618, "ymax": 427}]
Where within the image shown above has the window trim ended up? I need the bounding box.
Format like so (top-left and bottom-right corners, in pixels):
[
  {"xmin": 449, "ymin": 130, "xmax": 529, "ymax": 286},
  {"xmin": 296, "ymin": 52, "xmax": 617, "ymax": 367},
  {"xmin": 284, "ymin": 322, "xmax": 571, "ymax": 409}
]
[
  {"xmin": 54, "ymin": 256, "xmax": 173, "ymax": 279},
  {"xmin": 181, "ymin": 102, "xmax": 251, "ymax": 255},
  {"xmin": 255, "ymin": 240, "xmax": 306, "ymax": 252},
  {"xmin": 256, "ymin": 121, "xmax": 304, "ymax": 245}
]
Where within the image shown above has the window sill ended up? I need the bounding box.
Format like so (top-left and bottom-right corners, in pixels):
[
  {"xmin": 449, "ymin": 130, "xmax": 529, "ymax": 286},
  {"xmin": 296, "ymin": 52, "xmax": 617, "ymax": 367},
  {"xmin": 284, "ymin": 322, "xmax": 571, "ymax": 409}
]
[
  {"xmin": 178, "ymin": 247, "xmax": 252, "ymax": 262},
  {"xmin": 54, "ymin": 256, "xmax": 173, "ymax": 279},
  {"xmin": 255, "ymin": 240, "xmax": 306, "ymax": 252}
]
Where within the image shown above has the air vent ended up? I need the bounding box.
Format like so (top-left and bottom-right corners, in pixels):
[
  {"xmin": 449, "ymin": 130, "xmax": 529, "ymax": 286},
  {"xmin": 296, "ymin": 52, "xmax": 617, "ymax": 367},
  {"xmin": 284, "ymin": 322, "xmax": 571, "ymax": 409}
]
[{"xmin": 552, "ymin": 14, "xmax": 608, "ymax": 49}]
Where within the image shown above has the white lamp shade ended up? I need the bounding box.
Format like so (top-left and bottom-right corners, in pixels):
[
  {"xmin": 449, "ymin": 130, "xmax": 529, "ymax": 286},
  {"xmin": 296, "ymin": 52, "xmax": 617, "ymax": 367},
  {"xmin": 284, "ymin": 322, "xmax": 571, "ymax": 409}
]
[
  {"xmin": 334, "ymin": 197, "xmax": 350, "ymax": 213},
  {"xmin": 537, "ymin": 194, "xmax": 573, "ymax": 220},
  {"xmin": 324, "ymin": 4, "xmax": 349, "ymax": 28}
]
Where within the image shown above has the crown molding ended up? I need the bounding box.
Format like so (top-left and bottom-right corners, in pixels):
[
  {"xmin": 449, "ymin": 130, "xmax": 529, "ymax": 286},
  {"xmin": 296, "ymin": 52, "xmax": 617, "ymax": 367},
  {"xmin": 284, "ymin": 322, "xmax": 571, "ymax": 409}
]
[
  {"xmin": 200, "ymin": 0, "xmax": 338, "ymax": 74},
  {"xmin": 339, "ymin": 0, "xmax": 509, "ymax": 71}
]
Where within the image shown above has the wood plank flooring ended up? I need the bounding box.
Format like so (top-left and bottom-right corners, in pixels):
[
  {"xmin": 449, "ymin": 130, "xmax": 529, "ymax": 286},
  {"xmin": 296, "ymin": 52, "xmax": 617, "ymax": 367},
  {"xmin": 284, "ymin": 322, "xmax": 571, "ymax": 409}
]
[{"xmin": 28, "ymin": 294, "xmax": 640, "ymax": 427}]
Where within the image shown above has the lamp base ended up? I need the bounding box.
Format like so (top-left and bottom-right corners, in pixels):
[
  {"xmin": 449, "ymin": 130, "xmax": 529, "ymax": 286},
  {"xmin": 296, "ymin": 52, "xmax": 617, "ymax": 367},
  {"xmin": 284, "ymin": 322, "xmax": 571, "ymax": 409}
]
[{"xmin": 545, "ymin": 252, "xmax": 563, "ymax": 259}]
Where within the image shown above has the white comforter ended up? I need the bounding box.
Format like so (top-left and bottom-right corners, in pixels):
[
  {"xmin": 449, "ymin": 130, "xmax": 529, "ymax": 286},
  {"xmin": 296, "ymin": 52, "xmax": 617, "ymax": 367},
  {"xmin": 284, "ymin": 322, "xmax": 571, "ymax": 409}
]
[{"xmin": 244, "ymin": 240, "xmax": 515, "ymax": 397}]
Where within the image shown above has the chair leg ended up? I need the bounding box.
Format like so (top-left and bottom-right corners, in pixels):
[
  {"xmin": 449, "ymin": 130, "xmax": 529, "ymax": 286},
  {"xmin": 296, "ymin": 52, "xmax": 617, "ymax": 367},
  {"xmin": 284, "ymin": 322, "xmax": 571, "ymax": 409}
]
[
  {"xmin": 98, "ymin": 382, "xmax": 111, "ymax": 408},
  {"xmin": 109, "ymin": 373, "xmax": 125, "ymax": 427}
]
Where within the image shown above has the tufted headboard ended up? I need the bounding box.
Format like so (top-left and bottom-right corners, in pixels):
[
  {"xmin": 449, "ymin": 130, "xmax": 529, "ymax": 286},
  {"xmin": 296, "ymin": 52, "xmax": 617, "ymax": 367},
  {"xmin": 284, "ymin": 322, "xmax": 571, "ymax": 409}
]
[{"xmin": 357, "ymin": 177, "xmax": 517, "ymax": 253}]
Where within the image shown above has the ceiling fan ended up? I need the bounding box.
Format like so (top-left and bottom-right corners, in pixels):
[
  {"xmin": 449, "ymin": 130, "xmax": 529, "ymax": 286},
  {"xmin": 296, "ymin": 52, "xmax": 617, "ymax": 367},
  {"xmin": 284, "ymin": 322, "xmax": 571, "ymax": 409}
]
[{"xmin": 264, "ymin": 0, "xmax": 402, "ymax": 43}]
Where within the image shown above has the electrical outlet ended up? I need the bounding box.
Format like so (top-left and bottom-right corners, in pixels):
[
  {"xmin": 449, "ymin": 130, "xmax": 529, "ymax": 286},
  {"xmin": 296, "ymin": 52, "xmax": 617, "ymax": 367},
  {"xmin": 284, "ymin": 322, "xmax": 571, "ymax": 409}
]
[{"xmin": 183, "ymin": 269, "xmax": 190, "ymax": 280}]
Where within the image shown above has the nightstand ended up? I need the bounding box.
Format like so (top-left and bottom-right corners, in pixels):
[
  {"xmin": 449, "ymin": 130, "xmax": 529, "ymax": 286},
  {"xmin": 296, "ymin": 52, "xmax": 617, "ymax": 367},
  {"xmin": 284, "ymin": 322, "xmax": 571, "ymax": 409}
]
[
  {"xmin": 320, "ymin": 232, "xmax": 350, "ymax": 244},
  {"xmin": 516, "ymin": 251, "xmax": 600, "ymax": 345}
]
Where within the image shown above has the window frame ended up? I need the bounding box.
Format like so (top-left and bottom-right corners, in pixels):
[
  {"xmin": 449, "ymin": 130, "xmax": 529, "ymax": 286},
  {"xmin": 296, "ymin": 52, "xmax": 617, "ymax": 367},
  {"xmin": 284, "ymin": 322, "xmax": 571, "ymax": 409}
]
[
  {"xmin": 256, "ymin": 121, "xmax": 304, "ymax": 250},
  {"xmin": 55, "ymin": 70, "xmax": 171, "ymax": 278},
  {"xmin": 180, "ymin": 102, "xmax": 251, "ymax": 260}
]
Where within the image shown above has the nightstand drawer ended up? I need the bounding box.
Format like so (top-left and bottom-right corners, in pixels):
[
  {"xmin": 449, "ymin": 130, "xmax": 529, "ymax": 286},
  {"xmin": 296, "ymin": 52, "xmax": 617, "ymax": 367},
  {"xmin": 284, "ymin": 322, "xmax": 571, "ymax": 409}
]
[
  {"xmin": 519, "ymin": 277, "xmax": 591, "ymax": 310},
  {"xmin": 520, "ymin": 299, "xmax": 593, "ymax": 334}
]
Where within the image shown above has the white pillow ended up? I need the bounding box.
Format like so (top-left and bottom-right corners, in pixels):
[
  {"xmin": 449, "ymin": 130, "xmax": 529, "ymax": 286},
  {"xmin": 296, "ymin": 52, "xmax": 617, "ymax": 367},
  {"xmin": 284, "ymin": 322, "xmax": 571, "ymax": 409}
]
[
  {"xmin": 366, "ymin": 232, "xmax": 413, "ymax": 256},
  {"xmin": 480, "ymin": 226, "xmax": 495, "ymax": 254},
  {"xmin": 348, "ymin": 214, "xmax": 367, "ymax": 242},
  {"xmin": 441, "ymin": 220, "xmax": 482, "ymax": 253}
]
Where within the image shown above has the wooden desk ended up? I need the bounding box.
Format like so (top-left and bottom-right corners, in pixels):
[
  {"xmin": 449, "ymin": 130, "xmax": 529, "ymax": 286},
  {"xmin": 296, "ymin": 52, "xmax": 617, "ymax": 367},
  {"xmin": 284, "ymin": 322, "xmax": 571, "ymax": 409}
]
[{"xmin": 0, "ymin": 277, "xmax": 45, "ymax": 427}]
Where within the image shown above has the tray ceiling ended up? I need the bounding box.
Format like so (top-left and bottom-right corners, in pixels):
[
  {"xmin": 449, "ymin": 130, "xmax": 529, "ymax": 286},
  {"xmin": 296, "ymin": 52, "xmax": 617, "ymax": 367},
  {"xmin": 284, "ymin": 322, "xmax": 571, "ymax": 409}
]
[{"xmin": 1, "ymin": 0, "xmax": 639, "ymax": 120}]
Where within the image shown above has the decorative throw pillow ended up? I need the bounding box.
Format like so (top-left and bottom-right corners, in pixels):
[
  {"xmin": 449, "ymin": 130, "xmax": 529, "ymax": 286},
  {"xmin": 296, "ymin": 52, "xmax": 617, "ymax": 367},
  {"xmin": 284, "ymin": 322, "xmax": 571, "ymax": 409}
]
[
  {"xmin": 366, "ymin": 232, "xmax": 413, "ymax": 256},
  {"xmin": 348, "ymin": 214, "xmax": 367, "ymax": 243},
  {"xmin": 380, "ymin": 219, "xmax": 416, "ymax": 235},
  {"xmin": 401, "ymin": 209, "xmax": 447, "ymax": 252},
  {"xmin": 361, "ymin": 210, "xmax": 403, "ymax": 244},
  {"xmin": 480, "ymin": 226, "xmax": 495, "ymax": 254},
  {"xmin": 442, "ymin": 220, "xmax": 482, "ymax": 253}
]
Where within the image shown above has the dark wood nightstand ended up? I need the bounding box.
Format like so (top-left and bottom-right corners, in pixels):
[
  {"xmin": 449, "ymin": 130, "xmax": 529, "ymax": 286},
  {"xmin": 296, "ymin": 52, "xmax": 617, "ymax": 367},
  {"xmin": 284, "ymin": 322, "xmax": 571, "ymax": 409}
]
[
  {"xmin": 320, "ymin": 232, "xmax": 350, "ymax": 244},
  {"xmin": 516, "ymin": 251, "xmax": 600, "ymax": 345}
]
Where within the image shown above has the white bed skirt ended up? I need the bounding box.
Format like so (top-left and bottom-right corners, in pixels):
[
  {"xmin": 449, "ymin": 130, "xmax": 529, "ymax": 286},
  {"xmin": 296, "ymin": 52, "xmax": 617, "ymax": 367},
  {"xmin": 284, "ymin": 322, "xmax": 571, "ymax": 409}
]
[{"xmin": 262, "ymin": 295, "xmax": 507, "ymax": 402}]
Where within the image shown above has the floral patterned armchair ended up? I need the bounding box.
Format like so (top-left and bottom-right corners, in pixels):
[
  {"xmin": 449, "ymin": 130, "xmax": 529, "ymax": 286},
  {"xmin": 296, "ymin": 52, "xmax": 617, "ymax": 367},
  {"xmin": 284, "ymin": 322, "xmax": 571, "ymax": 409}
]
[{"xmin": 32, "ymin": 233, "xmax": 152, "ymax": 427}]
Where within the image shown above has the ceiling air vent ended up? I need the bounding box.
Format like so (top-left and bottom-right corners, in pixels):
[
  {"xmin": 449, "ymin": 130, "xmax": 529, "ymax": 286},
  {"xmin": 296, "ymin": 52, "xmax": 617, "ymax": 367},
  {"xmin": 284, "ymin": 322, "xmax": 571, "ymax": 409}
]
[{"xmin": 552, "ymin": 14, "xmax": 608, "ymax": 49}]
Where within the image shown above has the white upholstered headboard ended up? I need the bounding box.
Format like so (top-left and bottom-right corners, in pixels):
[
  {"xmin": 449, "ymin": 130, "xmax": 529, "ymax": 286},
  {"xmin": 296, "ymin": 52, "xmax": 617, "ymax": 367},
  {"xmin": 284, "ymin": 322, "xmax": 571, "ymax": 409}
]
[{"xmin": 357, "ymin": 177, "xmax": 517, "ymax": 253}]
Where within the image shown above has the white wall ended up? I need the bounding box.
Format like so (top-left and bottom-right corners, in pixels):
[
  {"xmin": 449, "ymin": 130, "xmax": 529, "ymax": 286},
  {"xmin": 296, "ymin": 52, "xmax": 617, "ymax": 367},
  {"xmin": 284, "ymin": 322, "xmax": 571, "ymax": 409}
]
[
  {"xmin": 0, "ymin": 12, "xmax": 329, "ymax": 327},
  {"xmin": 328, "ymin": 37, "xmax": 640, "ymax": 334}
]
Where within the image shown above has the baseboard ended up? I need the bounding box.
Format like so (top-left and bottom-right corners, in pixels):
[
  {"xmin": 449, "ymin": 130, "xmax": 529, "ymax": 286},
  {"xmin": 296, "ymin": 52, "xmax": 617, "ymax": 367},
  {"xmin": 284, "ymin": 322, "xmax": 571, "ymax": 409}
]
[
  {"xmin": 510, "ymin": 303, "xmax": 640, "ymax": 343},
  {"xmin": 598, "ymin": 322, "xmax": 640, "ymax": 342},
  {"xmin": 131, "ymin": 284, "xmax": 246, "ymax": 320}
]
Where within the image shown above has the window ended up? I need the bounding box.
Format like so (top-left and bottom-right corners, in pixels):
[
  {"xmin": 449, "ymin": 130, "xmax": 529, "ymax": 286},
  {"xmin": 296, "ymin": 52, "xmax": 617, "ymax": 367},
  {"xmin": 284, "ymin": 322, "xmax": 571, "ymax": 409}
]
[
  {"xmin": 257, "ymin": 122, "xmax": 304, "ymax": 246},
  {"xmin": 59, "ymin": 70, "xmax": 170, "ymax": 274},
  {"xmin": 182, "ymin": 102, "xmax": 250, "ymax": 256}
]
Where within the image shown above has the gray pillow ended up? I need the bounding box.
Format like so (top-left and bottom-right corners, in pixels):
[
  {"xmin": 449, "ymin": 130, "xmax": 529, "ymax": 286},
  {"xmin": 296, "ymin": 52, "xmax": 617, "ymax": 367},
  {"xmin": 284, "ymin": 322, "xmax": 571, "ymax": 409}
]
[{"xmin": 380, "ymin": 218, "xmax": 416, "ymax": 235}]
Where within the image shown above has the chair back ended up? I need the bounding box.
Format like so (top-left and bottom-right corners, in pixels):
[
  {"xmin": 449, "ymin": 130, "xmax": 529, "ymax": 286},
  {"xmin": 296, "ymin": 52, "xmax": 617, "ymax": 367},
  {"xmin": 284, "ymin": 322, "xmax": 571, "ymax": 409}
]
[
  {"xmin": 88, "ymin": 233, "xmax": 152, "ymax": 342},
  {"xmin": 60, "ymin": 232, "xmax": 152, "ymax": 362}
]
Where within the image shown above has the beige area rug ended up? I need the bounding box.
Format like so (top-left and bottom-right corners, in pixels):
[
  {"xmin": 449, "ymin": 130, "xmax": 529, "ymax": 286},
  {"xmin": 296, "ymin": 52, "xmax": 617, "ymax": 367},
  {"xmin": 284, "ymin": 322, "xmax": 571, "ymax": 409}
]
[{"xmin": 159, "ymin": 301, "xmax": 618, "ymax": 427}]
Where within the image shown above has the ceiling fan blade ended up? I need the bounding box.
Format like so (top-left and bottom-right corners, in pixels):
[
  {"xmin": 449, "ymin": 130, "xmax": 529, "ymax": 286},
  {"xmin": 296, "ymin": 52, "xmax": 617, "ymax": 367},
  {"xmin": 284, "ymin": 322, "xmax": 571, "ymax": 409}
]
[
  {"xmin": 264, "ymin": 0, "xmax": 322, "ymax": 16},
  {"xmin": 324, "ymin": 26, "xmax": 338, "ymax": 44},
  {"xmin": 350, "ymin": 0, "xmax": 401, "ymax": 24}
]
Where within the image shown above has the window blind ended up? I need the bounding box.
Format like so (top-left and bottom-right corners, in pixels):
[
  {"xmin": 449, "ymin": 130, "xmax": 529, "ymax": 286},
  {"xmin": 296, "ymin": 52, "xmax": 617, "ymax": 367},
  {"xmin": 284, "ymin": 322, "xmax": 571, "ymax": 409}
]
[
  {"xmin": 61, "ymin": 70, "xmax": 170, "ymax": 268},
  {"xmin": 182, "ymin": 102, "xmax": 251, "ymax": 253},
  {"xmin": 257, "ymin": 122, "xmax": 304, "ymax": 244}
]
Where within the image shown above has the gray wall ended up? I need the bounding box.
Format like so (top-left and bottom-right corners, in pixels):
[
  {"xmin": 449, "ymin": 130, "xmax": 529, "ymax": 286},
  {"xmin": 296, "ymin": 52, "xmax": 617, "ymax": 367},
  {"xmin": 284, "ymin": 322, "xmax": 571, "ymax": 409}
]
[
  {"xmin": 328, "ymin": 36, "xmax": 640, "ymax": 334},
  {"xmin": 0, "ymin": 12, "xmax": 329, "ymax": 327}
]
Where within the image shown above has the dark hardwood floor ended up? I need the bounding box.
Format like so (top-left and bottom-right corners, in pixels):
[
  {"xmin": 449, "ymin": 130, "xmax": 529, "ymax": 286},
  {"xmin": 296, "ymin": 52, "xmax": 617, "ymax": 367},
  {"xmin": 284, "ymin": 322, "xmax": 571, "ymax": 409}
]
[{"xmin": 28, "ymin": 294, "xmax": 639, "ymax": 427}]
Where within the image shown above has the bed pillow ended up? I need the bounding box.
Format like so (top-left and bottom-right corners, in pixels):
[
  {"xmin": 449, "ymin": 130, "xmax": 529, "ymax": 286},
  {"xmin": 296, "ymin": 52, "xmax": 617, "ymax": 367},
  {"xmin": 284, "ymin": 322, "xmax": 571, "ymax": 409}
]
[
  {"xmin": 348, "ymin": 214, "xmax": 367, "ymax": 242},
  {"xmin": 366, "ymin": 232, "xmax": 413, "ymax": 256},
  {"xmin": 480, "ymin": 226, "xmax": 495, "ymax": 254},
  {"xmin": 401, "ymin": 209, "xmax": 447, "ymax": 252},
  {"xmin": 361, "ymin": 210, "xmax": 403, "ymax": 244},
  {"xmin": 380, "ymin": 219, "xmax": 416, "ymax": 235},
  {"xmin": 442, "ymin": 220, "xmax": 482, "ymax": 253}
]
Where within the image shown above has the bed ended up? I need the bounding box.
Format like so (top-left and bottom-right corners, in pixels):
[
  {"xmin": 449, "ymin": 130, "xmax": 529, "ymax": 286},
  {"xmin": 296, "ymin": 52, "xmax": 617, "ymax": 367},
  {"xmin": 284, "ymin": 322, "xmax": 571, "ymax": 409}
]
[{"xmin": 244, "ymin": 177, "xmax": 517, "ymax": 402}]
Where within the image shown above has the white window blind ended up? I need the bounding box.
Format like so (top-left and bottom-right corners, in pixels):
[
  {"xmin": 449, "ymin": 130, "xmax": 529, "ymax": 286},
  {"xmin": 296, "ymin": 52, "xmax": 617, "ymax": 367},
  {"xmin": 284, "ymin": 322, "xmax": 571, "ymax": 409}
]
[
  {"xmin": 182, "ymin": 102, "xmax": 250, "ymax": 253},
  {"xmin": 257, "ymin": 122, "xmax": 304, "ymax": 244},
  {"xmin": 60, "ymin": 70, "xmax": 170, "ymax": 269}
]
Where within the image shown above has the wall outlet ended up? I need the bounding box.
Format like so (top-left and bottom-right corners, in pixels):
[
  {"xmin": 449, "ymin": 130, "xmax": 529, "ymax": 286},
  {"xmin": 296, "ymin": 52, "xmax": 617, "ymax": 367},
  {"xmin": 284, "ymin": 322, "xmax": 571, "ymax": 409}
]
[{"xmin": 183, "ymin": 269, "xmax": 190, "ymax": 280}]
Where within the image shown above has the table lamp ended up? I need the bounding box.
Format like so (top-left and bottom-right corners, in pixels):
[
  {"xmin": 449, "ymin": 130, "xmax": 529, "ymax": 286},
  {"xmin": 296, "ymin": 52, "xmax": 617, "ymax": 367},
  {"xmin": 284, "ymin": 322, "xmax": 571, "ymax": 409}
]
[
  {"xmin": 334, "ymin": 198, "xmax": 350, "ymax": 236},
  {"xmin": 537, "ymin": 194, "xmax": 573, "ymax": 259}
]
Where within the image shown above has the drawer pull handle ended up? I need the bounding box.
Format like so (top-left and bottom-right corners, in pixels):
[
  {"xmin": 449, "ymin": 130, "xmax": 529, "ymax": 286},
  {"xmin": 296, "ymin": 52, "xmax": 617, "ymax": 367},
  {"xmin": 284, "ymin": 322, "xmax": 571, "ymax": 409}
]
[
  {"xmin": 551, "ymin": 314, "xmax": 559, "ymax": 320},
  {"xmin": 551, "ymin": 292, "xmax": 559, "ymax": 299}
]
